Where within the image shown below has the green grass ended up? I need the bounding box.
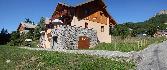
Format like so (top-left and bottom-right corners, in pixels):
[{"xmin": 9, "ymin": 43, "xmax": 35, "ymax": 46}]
[
  {"xmin": 91, "ymin": 37, "xmax": 166, "ymax": 52},
  {"xmin": 31, "ymin": 40, "xmax": 39, "ymax": 48},
  {"xmin": 91, "ymin": 43, "xmax": 139, "ymax": 52},
  {"xmin": 0, "ymin": 45, "xmax": 135, "ymax": 70}
]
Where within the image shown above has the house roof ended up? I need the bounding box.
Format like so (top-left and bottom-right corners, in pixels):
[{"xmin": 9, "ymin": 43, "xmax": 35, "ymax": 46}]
[
  {"xmin": 53, "ymin": 0, "xmax": 117, "ymax": 25},
  {"xmin": 20, "ymin": 22, "xmax": 36, "ymax": 29},
  {"xmin": 76, "ymin": 0, "xmax": 95, "ymax": 7},
  {"xmin": 58, "ymin": 0, "xmax": 95, "ymax": 7}
]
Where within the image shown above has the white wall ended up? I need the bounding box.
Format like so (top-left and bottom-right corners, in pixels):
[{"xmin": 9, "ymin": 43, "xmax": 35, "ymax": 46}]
[{"xmin": 71, "ymin": 16, "xmax": 111, "ymax": 43}]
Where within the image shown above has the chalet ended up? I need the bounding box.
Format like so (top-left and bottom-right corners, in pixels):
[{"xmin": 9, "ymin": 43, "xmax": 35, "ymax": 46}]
[
  {"xmin": 40, "ymin": 0, "xmax": 116, "ymax": 49},
  {"xmin": 53, "ymin": 0, "xmax": 116, "ymax": 42},
  {"xmin": 17, "ymin": 22, "xmax": 36, "ymax": 33}
]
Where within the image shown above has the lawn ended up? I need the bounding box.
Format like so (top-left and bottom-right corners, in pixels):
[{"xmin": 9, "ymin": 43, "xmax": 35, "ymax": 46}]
[
  {"xmin": 0, "ymin": 45, "xmax": 135, "ymax": 70},
  {"xmin": 90, "ymin": 36, "xmax": 166, "ymax": 52}
]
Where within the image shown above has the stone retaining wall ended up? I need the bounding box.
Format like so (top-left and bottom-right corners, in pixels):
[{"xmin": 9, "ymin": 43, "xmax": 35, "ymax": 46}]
[{"xmin": 50, "ymin": 25, "xmax": 98, "ymax": 49}]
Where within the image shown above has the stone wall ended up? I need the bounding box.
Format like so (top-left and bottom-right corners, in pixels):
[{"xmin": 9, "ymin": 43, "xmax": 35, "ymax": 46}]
[{"xmin": 50, "ymin": 25, "xmax": 98, "ymax": 50}]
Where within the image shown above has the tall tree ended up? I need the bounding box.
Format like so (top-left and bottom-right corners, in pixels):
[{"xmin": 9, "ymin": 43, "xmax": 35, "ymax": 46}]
[
  {"xmin": 34, "ymin": 17, "xmax": 45, "ymax": 40},
  {"xmin": 0, "ymin": 28, "xmax": 11, "ymax": 45},
  {"xmin": 24, "ymin": 18, "xmax": 33, "ymax": 23},
  {"xmin": 9, "ymin": 31, "xmax": 20, "ymax": 46}
]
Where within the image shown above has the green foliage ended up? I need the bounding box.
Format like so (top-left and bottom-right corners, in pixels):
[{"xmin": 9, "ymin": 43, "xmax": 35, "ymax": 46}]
[
  {"xmin": 34, "ymin": 17, "xmax": 45, "ymax": 40},
  {"xmin": 9, "ymin": 30, "xmax": 34, "ymax": 46},
  {"xmin": 91, "ymin": 42, "xmax": 138, "ymax": 52},
  {"xmin": 9, "ymin": 17, "xmax": 45, "ymax": 46},
  {"xmin": 111, "ymin": 24, "xmax": 131, "ymax": 39},
  {"xmin": 8, "ymin": 31, "xmax": 24, "ymax": 46},
  {"xmin": 111, "ymin": 14, "xmax": 167, "ymax": 37},
  {"xmin": 31, "ymin": 40, "xmax": 39, "ymax": 48},
  {"xmin": 24, "ymin": 18, "xmax": 33, "ymax": 24},
  {"xmin": 0, "ymin": 45, "xmax": 135, "ymax": 70},
  {"xmin": 26, "ymin": 30, "xmax": 34, "ymax": 39},
  {"xmin": 9, "ymin": 31, "xmax": 37, "ymax": 46},
  {"xmin": 91, "ymin": 36, "xmax": 166, "ymax": 52},
  {"xmin": 0, "ymin": 28, "xmax": 11, "ymax": 45}
]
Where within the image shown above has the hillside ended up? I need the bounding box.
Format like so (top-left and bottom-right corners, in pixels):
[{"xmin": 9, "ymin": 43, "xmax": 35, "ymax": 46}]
[
  {"xmin": 0, "ymin": 45, "xmax": 135, "ymax": 70},
  {"xmin": 112, "ymin": 14, "xmax": 167, "ymax": 37}
]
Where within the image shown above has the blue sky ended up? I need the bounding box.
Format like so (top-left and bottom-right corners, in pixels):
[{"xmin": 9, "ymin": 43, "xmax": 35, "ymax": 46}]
[{"xmin": 0, "ymin": 0, "xmax": 167, "ymax": 32}]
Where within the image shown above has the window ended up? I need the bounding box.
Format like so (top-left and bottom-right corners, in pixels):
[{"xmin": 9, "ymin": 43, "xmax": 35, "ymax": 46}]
[
  {"xmin": 93, "ymin": 17, "xmax": 97, "ymax": 20},
  {"xmin": 101, "ymin": 26, "xmax": 104, "ymax": 32},
  {"xmin": 85, "ymin": 22, "xmax": 88, "ymax": 28}
]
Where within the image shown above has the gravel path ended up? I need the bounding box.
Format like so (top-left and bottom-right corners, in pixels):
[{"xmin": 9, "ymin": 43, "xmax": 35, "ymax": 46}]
[
  {"xmin": 136, "ymin": 41, "xmax": 167, "ymax": 70},
  {"xmin": 20, "ymin": 47, "xmax": 135, "ymax": 59}
]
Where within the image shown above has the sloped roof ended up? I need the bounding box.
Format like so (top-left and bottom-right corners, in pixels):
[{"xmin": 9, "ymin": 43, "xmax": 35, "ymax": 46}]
[
  {"xmin": 157, "ymin": 10, "xmax": 167, "ymax": 15},
  {"xmin": 58, "ymin": 0, "xmax": 95, "ymax": 7},
  {"xmin": 53, "ymin": 0, "xmax": 117, "ymax": 25},
  {"xmin": 20, "ymin": 22, "xmax": 36, "ymax": 29},
  {"xmin": 75, "ymin": 0, "xmax": 95, "ymax": 7}
]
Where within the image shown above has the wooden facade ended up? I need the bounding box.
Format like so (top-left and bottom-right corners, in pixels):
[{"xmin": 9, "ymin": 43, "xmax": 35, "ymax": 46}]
[
  {"xmin": 51, "ymin": 3, "xmax": 74, "ymax": 25},
  {"xmin": 83, "ymin": 11, "xmax": 108, "ymax": 25},
  {"xmin": 51, "ymin": 0, "xmax": 116, "ymax": 25}
]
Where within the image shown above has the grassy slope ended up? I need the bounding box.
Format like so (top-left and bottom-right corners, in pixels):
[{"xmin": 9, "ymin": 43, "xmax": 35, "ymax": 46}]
[
  {"xmin": 0, "ymin": 45, "xmax": 135, "ymax": 70},
  {"xmin": 91, "ymin": 37, "xmax": 166, "ymax": 52},
  {"xmin": 90, "ymin": 43, "xmax": 139, "ymax": 52}
]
